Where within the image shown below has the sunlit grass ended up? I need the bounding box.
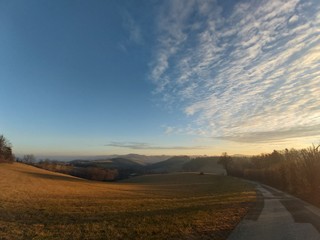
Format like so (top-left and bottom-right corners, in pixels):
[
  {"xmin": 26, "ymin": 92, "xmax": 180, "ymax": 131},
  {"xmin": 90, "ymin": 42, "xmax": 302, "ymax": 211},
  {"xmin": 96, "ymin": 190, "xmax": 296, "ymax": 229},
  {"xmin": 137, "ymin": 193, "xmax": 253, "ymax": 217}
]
[{"xmin": 0, "ymin": 163, "xmax": 256, "ymax": 239}]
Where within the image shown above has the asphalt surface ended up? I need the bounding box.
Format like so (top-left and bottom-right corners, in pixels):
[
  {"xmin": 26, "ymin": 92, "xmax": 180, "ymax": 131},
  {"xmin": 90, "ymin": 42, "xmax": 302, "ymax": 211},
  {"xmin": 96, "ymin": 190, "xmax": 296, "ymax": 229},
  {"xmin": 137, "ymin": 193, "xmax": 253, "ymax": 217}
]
[{"xmin": 228, "ymin": 184, "xmax": 320, "ymax": 240}]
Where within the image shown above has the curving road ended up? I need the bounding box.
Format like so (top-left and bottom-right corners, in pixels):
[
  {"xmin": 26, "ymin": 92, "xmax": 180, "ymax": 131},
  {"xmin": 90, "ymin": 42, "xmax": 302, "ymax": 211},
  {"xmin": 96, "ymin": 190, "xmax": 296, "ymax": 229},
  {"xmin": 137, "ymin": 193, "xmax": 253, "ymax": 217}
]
[{"xmin": 228, "ymin": 184, "xmax": 320, "ymax": 240}]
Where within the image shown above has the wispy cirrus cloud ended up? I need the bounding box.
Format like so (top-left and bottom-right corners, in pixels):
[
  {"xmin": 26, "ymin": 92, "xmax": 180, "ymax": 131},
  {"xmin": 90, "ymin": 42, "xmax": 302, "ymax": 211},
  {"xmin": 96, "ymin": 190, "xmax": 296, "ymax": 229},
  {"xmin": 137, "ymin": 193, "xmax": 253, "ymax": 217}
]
[
  {"xmin": 217, "ymin": 124, "xmax": 320, "ymax": 143},
  {"xmin": 150, "ymin": 0, "xmax": 320, "ymax": 143},
  {"xmin": 119, "ymin": 10, "xmax": 143, "ymax": 51},
  {"xmin": 105, "ymin": 141, "xmax": 204, "ymax": 150}
]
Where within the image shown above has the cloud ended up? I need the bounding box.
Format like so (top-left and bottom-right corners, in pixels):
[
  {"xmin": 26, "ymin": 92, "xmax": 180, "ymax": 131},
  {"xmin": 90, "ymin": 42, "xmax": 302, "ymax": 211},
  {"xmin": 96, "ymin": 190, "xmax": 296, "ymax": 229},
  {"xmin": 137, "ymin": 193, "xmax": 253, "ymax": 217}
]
[
  {"xmin": 121, "ymin": 10, "xmax": 143, "ymax": 46},
  {"xmin": 216, "ymin": 124, "xmax": 320, "ymax": 143},
  {"xmin": 105, "ymin": 142, "xmax": 204, "ymax": 150},
  {"xmin": 164, "ymin": 126, "xmax": 175, "ymax": 135},
  {"xmin": 288, "ymin": 14, "xmax": 299, "ymax": 24},
  {"xmin": 150, "ymin": 0, "xmax": 320, "ymax": 143},
  {"xmin": 149, "ymin": 0, "xmax": 198, "ymax": 88}
]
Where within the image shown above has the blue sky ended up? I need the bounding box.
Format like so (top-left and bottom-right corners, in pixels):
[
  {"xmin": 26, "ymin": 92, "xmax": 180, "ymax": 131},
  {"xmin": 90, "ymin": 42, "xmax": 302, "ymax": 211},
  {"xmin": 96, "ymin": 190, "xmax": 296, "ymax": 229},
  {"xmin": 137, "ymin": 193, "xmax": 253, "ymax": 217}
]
[{"xmin": 0, "ymin": 0, "xmax": 319, "ymax": 157}]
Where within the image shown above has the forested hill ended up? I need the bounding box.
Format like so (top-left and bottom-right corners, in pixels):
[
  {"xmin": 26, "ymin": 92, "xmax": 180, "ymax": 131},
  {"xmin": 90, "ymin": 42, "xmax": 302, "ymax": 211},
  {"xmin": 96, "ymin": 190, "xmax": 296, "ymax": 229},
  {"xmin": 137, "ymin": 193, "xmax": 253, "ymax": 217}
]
[{"xmin": 30, "ymin": 155, "xmax": 226, "ymax": 181}]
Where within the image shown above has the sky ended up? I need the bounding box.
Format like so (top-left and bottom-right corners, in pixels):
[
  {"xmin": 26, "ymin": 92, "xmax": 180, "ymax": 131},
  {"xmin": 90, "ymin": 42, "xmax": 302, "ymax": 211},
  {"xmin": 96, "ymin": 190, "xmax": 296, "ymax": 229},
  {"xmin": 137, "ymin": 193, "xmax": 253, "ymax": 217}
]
[{"xmin": 0, "ymin": 0, "xmax": 319, "ymax": 158}]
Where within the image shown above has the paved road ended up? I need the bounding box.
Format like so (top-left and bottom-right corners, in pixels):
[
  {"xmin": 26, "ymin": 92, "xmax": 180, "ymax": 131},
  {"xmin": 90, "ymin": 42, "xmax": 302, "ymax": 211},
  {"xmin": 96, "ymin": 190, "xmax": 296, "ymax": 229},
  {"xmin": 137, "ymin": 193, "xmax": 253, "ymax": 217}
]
[{"xmin": 228, "ymin": 184, "xmax": 320, "ymax": 240}]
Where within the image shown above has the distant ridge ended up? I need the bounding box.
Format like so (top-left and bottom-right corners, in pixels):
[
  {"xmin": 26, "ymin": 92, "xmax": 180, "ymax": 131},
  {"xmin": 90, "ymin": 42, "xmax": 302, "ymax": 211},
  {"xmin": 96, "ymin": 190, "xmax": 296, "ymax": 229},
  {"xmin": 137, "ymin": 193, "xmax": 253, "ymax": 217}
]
[
  {"xmin": 144, "ymin": 156, "xmax": 226, "ymax": 174},
  {"xmin": 69, "ymin": 155, "xmax": 226, "ymax": 175},
  {"xmin": 34, "ymin": 154, "xmax": 171, "ymax": 164},
  {"xmin": 145, "ymin": 156, "xmax": 191, "ymax": 173},
  {"xmin": 183, "ymin": 157, "xmax": 225, "ymax": 174},
  {"xmin": 70, "ymin": 157, "xmax": 144, "ymax": 170}
]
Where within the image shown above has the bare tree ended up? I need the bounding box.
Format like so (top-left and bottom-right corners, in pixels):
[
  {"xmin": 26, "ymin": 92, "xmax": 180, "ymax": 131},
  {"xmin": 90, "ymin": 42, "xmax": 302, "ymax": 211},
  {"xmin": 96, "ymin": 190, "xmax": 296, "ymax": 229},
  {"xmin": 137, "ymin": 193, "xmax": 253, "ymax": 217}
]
[
  {"xmin": 218, "ymin": 152, "xmax": 233, "ymax": 175},
  {"xmin": 23, "ymin": 154, "xmax": 36, "ymax": 164},
  {"xmin": 0, "ymin": 135, "xmax": 14, "ymax": 163}
]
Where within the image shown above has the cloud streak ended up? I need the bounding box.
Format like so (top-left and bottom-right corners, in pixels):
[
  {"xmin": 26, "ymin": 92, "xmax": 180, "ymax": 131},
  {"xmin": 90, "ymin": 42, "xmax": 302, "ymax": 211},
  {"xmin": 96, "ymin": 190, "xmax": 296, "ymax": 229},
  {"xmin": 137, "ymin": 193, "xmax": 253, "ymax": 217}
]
[
  {"xmin": 217, "ymin": 124, "xmax": 320, "ymax": 143},
  {"xmin": 105, "ymin": 142, "xmax": 205, "ymax": 150},
  {"xmin": 120, "ymin": 10, "xmax": 143, "ymax": 50},
  {"xmin": 150, "ymin": 0, "xmax": 320, "ymax": 143}
]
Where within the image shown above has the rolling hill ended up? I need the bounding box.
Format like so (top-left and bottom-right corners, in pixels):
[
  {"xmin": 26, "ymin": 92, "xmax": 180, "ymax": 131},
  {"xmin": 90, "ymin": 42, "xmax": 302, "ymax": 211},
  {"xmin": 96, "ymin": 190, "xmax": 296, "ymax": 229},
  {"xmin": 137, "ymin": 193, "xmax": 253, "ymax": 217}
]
[
  {"xmin": 145, "ymin": 156, "xmax": 191, "ymax": 173},
  {"xmin": 145, "ymin": 156, "xmax": 226, "ymax": 174},
  {"xmin": 183, "ymin": 157, "xmax": 226, "ymax": 174},
  {"xmin": 0, "ymin": 162, "xmax": 255, "ymax": 240},
  {"xmin": 70, "ymin": 157, "xmax": 145, "ymax": 169},
  {"xmin": 69, "ymin": 155, "xmax": 226, "ymax": 176}
]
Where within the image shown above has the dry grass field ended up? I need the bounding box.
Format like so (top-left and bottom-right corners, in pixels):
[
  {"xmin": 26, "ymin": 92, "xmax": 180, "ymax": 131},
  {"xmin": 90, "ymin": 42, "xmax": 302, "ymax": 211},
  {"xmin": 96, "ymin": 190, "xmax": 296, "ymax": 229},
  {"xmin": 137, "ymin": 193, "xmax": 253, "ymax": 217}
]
[{"xmin": 0, "ymin": 163, "xmax": 256, "ymax": 240}]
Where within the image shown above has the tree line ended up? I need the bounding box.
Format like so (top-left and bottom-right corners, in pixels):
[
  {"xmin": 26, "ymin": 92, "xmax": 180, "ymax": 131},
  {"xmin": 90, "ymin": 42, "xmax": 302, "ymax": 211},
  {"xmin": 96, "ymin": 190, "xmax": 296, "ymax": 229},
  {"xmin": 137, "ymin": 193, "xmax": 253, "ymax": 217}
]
[
  {"xmin": 219, "ymin": 145, "xmax": 320, "ymax": 206},
  {"xmin": 17, "ymin": 157, "xmax": 119, "ymax": 181},
  {"xmin": 0, "ymin": 135, "xmax": 14, "ymax": 163}
]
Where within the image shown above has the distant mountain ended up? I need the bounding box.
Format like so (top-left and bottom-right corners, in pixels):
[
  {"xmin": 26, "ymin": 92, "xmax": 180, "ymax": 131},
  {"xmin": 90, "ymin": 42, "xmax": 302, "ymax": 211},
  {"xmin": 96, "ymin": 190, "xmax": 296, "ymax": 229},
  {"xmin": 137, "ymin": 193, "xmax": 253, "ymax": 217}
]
[
  {"xmin": 68, "ymin": 154, "xmax": 170, "ymax": 165},
  {"xmin": 183, "ymin": 157, "xmax": 226, "ymax": 174},
  {"xmin": 70, "ymin": 158, "xmax": 144, "ymax": 170},
  {"xmin": 117, "ymin": 154, "xmax": 171, "ymax": 164},
  {"xmin": 70, "ymin": 155, "xmax": 226, "ymax": 176},
  {"xmin": 145, "ymin": 156, "xmax": 226, "ymax": 174},
  {"xmin": 145, "ymin": 156, "xmax": 191, "ymax": 173}
]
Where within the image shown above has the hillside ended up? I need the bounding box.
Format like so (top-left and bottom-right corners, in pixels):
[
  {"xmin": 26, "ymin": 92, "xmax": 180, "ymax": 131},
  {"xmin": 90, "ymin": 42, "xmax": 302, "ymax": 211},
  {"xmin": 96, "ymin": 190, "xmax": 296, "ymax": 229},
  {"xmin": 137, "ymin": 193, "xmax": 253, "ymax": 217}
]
[
  {"xmin": 70, "ymin": 156, "xmax": 227, "ymax": 176},
  {"xmin": 145, "ymin": 156, "xmax": 226, "ymax": 174},
  {"xmin": 145, "ymin": 156, "xmax": 191, "ymax": 173},
  {"xmin": 183, "ymin": 157, "xmax": 226, "ymax": 174},
  {"xmin": 71, "ymin": 157, "xmax": 144, "ymax": 169},
  {"xmin": 36, "ymin": 156, "xmax": 226, "ymax": 182},
  {"xmin": 66, "ymin": 154, "xmax": 170, "ymax": 164},
  {"xmin": 114, "ymin": 154, "xmax": 171, "ymax": 164},
  {"xmin": 0, "ymin": 162, "xmax": 256, "ymax": 240}
]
